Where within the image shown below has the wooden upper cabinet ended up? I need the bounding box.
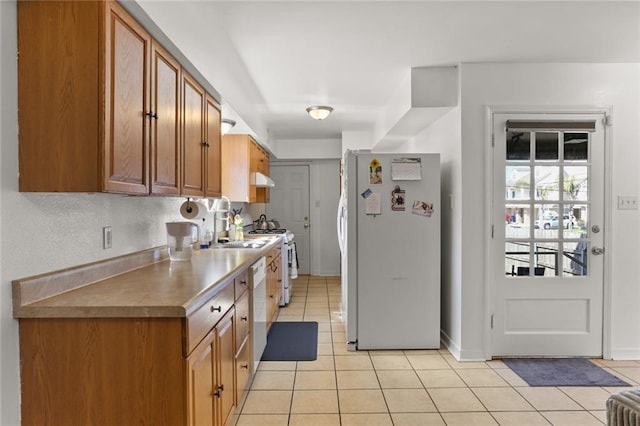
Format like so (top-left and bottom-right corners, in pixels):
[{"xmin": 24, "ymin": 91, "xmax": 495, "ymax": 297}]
[
  {"xmin": 205, "ymin": 95, "xmax": 222, "ymax": 198},
  {"xmin": 221, "ymin": 134, "xmax": 270, "ymax": 203},
  {"xmin": 104, "ymin": 1, "xmax": 150, "ymax": 194},
  {"xmin": 17, "ymin": 1, "xmax": 221, "ymax": 196},
  {"xmin": 18, "ymin": 1, "xmax": 102, "ymax": 192},
  {"xmin": 150, "ymin": 42, "xmax": 181, "ymax": 195},
  {"xmin": 181, "ymin": 72, "xmax": 206, "ymax": 197}
]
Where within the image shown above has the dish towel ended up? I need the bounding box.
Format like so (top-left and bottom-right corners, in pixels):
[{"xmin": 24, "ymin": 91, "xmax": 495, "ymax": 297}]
[{"xmin": 289, "ymin": 242, "xmax": 298, "ymax": 279}]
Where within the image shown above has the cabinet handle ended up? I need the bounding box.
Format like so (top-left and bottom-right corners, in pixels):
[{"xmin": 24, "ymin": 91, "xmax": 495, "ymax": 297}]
[
  {"xmin": 241, "ymin": 316, "xmax": 248, "ymax": 321},
  {"xmin": 218, "ymin": 384, "xmax": 224, "ymax": 392},
  {"xmin": 145, "ymin": 111, "xmax": 158, "ymax": 119},
  {"xmin": 270, "ymin": 295, "xmax": 274, "ymax": 298},
  {"xmin": 240, "ymin": 363, "xmax": 249, "ymax": 369},
  {"xmin": 210, "ymin": 305, "xmax": 222, "ymax": 313},
  {"xmin": 214, "ymin": 390, "xmax": 221, "ymax": 398},
  {"xmin": 240, "ymin": 280, "xmax": 247, "ymax": 286}
]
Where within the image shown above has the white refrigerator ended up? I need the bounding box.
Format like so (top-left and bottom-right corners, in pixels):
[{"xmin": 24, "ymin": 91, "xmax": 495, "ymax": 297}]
[{"xmin": 337, "ymin": 150, "xmax": 441, "ymax": 350}]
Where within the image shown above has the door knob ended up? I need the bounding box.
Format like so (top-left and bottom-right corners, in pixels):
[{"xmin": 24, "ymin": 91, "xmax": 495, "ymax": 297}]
[
  {"xmin": 304, "ymin": 223, "xmax": 309, "ymax": 229},
  {"xmin": 591, "ymin": 247, "xmax": 604, "ymax": 255}
]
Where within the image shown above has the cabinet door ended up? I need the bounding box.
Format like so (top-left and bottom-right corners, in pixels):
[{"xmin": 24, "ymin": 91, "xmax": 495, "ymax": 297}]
[
  {"xmin": 104, "ymin": 1, "xmax": 150, "ymax": 194},
  {"xmin": 221, "ymin": 134, "xmax": 252, "ymax": 202},
  {"xmin": 205, "ymin": 95, "xmax": 222, "ymax": 198},
  {"xmin": 187, "ymin": 329, "xmax": 215, "ymax": 426},
  {"xmin": 266, "ymin": 259, "xmax": 279, "ymax": 330},
  {"xmin": 215, "ymin": 310, "xmax": 236, "ymax": 426},
  {"xmin": 150, "ymin": 42, "xmax": 181, "ymax": 195},
  {"xmin": 235, "ymin": 339, "xmax": 252, "ymax": 405},
  {"xmin": 181, "ymin": 72, "xmax": 205, "ymax": 196},
  {"xmin": 18, "ymin": 1, "xmax": 102, "ymax": 192},
  {"xmin": 249, "ymin": 140, "xmax": 260, "ymax": 203},
  {"xmin": 235, "ymin": 290, "xmax": 250, "ymax": 353}
]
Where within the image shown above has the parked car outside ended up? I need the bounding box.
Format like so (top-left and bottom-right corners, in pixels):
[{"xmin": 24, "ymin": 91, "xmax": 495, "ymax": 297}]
[{"xmin": 535, "ymin": 214, "xmax": 577, "ymax": 229}]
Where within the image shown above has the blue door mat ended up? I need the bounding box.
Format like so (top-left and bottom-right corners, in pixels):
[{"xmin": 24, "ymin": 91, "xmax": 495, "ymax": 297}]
[
  {"xmin": 503, "ymin": 358, "xmax": 630, "ymax": 387},
  {"xmin": 261, "ymin": 321, "xmax": 318, "ymax": 361}
]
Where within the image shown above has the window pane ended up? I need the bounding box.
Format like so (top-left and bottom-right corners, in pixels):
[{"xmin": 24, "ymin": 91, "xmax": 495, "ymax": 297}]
[
  {"xmin": 535, "ymin": 132, "xmax": 559, "ymax": 161},
  {"xmin": 507, "ymin": 131, "xmax": 530, "ymax": 160},
  {"xmin": 534, "ymin": 242, "xmax": 558, "ymax": 277},
  {"xmin": 506, "ymin": 166, "xmax": 530, "ymax": 201},
  {"xmin": 505, "ymin": 206, "xmax": 531, "ymax": 237},
  {"xmin": 565, "ymin": 204, "xmax": 588, "ymax": 238},
  {"xmin": 564, "ymin": 132, "xmax": 588, "ymax": 161},
  {"xmin": 564, "ymin": 166, "xmax": 588, "ymax": 202},
  {"xmin": 506, "ymin": 241, "xmax": 530, "ymax": 277},
  {"xmin": 535, "ymin": 166, "xmax": 559, "ymax": 200},
  {"xmin": 564, "ymin": 240, "xmax": 589, "ymax": 277},
  {"xmin": 534, "ymin": 204, "xmax": 560, "ymax": 238}
]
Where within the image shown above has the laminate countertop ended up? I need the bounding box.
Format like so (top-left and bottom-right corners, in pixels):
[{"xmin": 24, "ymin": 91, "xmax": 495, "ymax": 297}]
[{"xmin": 13, "ymin": 240, "xmax": 280, "ymax": 319}]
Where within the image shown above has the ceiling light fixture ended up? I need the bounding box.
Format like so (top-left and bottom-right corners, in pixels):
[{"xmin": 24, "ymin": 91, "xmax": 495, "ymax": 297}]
[
  {"xmin": 221, "ymin": 118, "xmax": 236, "ymax": 134},
  {"xmin": 306, "ymin": 106, "xmax": 333, "ymax": 120}
]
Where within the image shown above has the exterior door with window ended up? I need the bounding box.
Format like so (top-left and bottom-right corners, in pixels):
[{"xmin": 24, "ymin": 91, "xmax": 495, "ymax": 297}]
[{"xmin": 492, "ymin": 113, "xmax": 606, "ymax": 357}]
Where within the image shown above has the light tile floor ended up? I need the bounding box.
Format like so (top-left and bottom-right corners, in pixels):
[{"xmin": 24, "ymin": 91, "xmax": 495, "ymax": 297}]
[{"xmin": 236, "ymin": 276, "xmax": 640, "ymax": 425}]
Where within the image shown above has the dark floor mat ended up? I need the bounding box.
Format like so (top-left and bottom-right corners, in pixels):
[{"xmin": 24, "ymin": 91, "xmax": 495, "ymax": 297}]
[
  {"xmin": 261, "ymin": 321, "xmax": 318, "ymax": 361},
  {"xmin": 503, "ymin": 358, "xmax": 630, "ymax": 387}
]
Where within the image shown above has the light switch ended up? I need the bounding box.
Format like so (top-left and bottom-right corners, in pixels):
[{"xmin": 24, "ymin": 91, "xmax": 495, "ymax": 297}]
[{"xmin": 617, "ymin": 196, "xmax": 638, "ymax": 210}]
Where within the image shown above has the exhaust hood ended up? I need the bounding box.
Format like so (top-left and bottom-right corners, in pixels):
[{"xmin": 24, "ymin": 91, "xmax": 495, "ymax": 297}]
[{"xmin": 255, "ymin": 172, "xmax": 275, "ymax": 188}]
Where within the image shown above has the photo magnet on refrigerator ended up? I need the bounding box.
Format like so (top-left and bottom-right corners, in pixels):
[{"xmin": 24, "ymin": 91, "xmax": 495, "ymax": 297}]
[
  {"xmin": 369, "ymin": 158, "xmax": 382, "ymax": 184},
  {"xmin": 391, "ymin": 185, "xmax": 406, "ymax": 211}
]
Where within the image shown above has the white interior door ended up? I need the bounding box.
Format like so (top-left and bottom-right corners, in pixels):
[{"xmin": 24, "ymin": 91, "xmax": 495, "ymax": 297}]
[
  {"xmin": 491, "ymin": 112, "xmax": 606, "ymax": 357},
  {"xmin": 267, "ymin": 165, "xmax": 310, "ymax": 275}
]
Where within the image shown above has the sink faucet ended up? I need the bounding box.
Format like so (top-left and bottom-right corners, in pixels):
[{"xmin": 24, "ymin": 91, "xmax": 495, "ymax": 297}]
[{"xmin": 211, "ymin": 196, "xmax": 231, "ymax": 246}]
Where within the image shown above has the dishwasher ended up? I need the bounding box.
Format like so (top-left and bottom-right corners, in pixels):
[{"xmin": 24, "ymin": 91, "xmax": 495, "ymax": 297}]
[{"xmin": 250, "ymin": 257, "xmax": 267, "ymax": 373}]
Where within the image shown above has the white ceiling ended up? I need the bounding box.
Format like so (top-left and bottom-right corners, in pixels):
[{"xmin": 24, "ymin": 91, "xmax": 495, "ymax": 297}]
[{"xmin": 137, "ymin": 0, "xmax": 640, "ymax": 148}]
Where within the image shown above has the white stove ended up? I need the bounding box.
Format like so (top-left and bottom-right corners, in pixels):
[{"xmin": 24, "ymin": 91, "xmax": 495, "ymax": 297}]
[{"xmin": 247, "ymin": 229, "xmax": 295, "ymax": 305}]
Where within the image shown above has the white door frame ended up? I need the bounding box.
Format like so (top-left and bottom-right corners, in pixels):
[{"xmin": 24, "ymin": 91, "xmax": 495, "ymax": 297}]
[{"xmin": 484, "ymin": 105, "xmax": 614, "ymax": 360}]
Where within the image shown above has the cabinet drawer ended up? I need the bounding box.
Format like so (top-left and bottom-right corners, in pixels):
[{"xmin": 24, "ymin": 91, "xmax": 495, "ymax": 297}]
[
  {"xmin": 235, "ymin": 339, "xmax": 252, "ymax": 404},
  {"xmin": 235, "ymin": 290, "xmax": 250, "ymax": 352},
  {"xmin": 234, "ymin": 270, "xmax": 249, "ymax": 299},
  {"xmin": 186, "ymin": 281, "xmax": 234, "ymax": 355}
]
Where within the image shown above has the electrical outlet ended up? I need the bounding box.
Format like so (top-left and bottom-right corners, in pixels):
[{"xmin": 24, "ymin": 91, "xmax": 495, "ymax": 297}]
[
  {"xmin": 618, "ymin": 196, "xmax": 638, "ymax": 210},
  {"xmin": 103, "ymin": 226, "xmax": 112, "ymax": 249}
]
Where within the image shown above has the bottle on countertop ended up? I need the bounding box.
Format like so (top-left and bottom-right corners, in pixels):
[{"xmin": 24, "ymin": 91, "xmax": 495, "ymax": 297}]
[{"xmin": 234, "ymin": 215, "xmax": 244, "ymax": 241}]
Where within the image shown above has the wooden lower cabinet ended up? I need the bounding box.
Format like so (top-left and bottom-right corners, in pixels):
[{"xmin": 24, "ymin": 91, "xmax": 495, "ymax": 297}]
[
  {"xmin": 187, "ymin": 329, "xmax": 216, "ymax": 426},
  {"xmin": 216, "ymin": 310, "xmax": 236, "ymax": 426},
  {"xmin": 266, "ymin": 249, "xmax": 282, "ymax": 331},
  {"xmin": 187, "ymin": 308, "xmax": 235, "ymax": 426},
  {"xmin": 19, "ymin": 317, "xmax": 186, "ymax": 425},
  {"xmin": 19, "ymin": 278, "xmax": 251, "ymax": 426}
]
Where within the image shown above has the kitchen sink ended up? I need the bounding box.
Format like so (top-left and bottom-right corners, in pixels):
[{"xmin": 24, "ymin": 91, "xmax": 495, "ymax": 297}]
[{"xmin": 216, "ymin": 239, "xmax": 270, "ymax": 249}]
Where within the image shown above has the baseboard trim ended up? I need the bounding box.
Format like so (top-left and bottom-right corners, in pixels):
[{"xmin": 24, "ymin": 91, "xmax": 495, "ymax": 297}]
[
  {"xmin": 610, "ymin": 348, "xmax": 640, "ymax": 360},
  {"xmin": 440, "ymin": 330, "xmax": 488, "ymax": 361}
]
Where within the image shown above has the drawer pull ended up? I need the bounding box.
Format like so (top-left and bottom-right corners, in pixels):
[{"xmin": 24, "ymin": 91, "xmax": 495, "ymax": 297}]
[
  {"xmin": 210, "ymin": 305, "xmax": 222, "ymax": 313},
  {"xmin": 240, "ymin": 363, "xmax": 249, "ymax": 370},
  {"xmin": 240, "ymin": 316, "xmax": 248, "ymax": 321},
  {"xmin": 240, "ymin": 280, "xmax": 247, "ymax": 286}
]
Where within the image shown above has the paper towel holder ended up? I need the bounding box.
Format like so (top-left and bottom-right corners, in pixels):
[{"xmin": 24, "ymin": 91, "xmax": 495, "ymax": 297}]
[{"xmin": 184, "ymin": 197, "xmax": 194, "ymax": 215}]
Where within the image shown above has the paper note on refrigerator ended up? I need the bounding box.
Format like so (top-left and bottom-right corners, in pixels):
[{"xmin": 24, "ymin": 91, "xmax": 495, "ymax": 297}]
[
  {"xmin": 391, "ymin": 158, "xmax": 422, "ymax": 180},
  {"xmin": 365, "ymin": 192, "xmax": 381, "ymax": 215}
]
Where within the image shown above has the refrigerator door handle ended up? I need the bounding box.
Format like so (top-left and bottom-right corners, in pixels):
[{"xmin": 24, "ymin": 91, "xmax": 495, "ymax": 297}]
[{"xmin": 336, "ymin": 192, "xmax": 345, "ymax": 255}]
